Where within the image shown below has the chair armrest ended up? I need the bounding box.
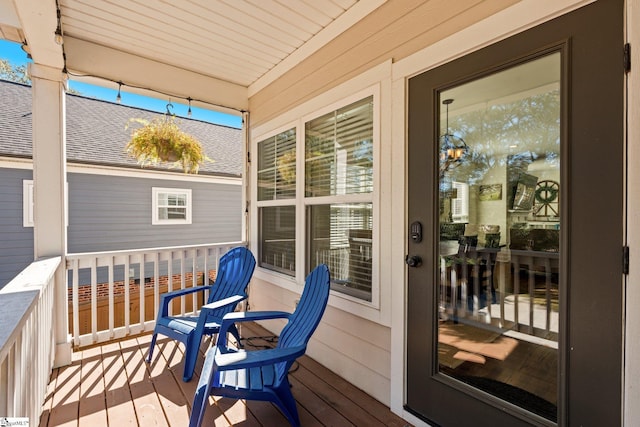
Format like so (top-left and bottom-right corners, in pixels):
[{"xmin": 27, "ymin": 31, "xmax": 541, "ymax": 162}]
[
  {"xmin": 213, "ymin": 346, "xmax": 306, "ymax": 371},
  {"xmin": 201, "ymin": 294, "xmax": 246, "ymax": 311},
  {"xmin": 217, "ymin": 310, "xmax": 291, "ymax": 351}
]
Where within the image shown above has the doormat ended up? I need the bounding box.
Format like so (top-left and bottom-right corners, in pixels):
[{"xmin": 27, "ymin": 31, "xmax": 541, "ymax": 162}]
[{"xmin": 438, "ymin": 323, "xmax": 518, "ymax": 368}]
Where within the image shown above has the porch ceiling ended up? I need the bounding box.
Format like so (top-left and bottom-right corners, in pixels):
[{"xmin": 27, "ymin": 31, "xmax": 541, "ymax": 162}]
[{"xmin": 0, "ymin": 0, "xmax": 385, "ymax": 112}]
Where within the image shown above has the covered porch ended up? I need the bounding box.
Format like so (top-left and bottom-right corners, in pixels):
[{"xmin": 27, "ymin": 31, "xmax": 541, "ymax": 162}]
[{"xmin": 2, "ymin": 0, "xmax": 640, "ymax": 426}]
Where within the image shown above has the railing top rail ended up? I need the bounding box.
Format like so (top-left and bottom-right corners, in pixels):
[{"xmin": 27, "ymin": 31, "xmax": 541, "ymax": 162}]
[
  {"xmin": 66, "ymin": 241, "xmax": 247, "ymax": 261},
  {"xmin": 0, "ymin": 256, "xmax": 61, "ymax": 362}
]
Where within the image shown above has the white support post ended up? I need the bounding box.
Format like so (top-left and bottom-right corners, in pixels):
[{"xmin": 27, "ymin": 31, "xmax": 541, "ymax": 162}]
[{"xmin": 29, "ymin": 63, "xmax": 71, "ymax": 368}]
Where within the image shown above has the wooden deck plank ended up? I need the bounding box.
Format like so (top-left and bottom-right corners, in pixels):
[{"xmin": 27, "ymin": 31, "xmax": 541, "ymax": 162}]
[
  {"xmin": 119, "ymin": 337, "xmax": 169, "ymax": 427},
  {"xmin": 39, "ymin": 365, "xmax": 59, "ymax": 427},
  {"xmin": 101, "ymin": 342, "xmax": 137, "ymax": 426},
  {"xmin": 136, "ymin": 335, "xmax": 191, "ymax": 427},
  {"xmin": 41, "ymin": 323, "xmax": 411, "ymax": 427},
  {"xmin": 78, "ymin": 346, "xmax": 107, "ymax": 426},
  {"xmin": 47, "ymin": 356, "xmax": 82, "ymax": 427}
]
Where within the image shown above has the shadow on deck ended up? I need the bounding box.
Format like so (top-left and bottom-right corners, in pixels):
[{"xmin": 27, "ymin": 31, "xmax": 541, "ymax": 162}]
[{"xmin": 39, "ymin": 321, "xmax": 411, "ymax": 427}]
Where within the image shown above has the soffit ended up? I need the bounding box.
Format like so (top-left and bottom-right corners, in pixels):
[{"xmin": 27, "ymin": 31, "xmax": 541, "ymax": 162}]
[{"xmin": 58, "ymin": 0, "xmax": 383, "ymax": 90}]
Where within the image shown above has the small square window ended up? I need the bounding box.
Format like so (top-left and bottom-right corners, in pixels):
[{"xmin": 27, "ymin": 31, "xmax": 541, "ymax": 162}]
[{"xmin": 152, "ymin": 187, "xmax": 192, "ymax": 225}]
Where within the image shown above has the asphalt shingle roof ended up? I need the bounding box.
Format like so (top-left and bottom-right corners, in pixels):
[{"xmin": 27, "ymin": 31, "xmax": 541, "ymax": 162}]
[{"xmin": 0, "ymin": 79, "xmax": 242, "ymax": 177}]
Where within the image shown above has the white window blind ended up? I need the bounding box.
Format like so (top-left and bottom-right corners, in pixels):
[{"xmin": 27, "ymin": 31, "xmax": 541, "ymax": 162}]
[
  {"xmin": 308, "ymin": 203, "xmax": 372, "ymax": 301},
  {"xmin": 259, "ymin": 206, "xmax": 296, "ymax": 276},
  {"xmin": 451, "ymin": 181, "xmax": 469, "ymax": 222},
  {"xmin": 257, "ymin": 128, "xmax": 296, "ymax": 201},
  {"xmin": 305, "ymin": 96, "xmax": 373, "ymax": 197}
]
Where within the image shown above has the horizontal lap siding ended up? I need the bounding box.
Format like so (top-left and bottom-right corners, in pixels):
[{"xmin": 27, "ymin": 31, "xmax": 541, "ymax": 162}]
[
  {"xmin": 0, "ymin": 168, "xmax": 34, "ymax": 290},
  {"xmin": 67, "ymin": 172, "xmax": 242, "ymax": 253},
  {"xmin": 249, "ymin": 0, "xmax": 518, "ymax": 126}
]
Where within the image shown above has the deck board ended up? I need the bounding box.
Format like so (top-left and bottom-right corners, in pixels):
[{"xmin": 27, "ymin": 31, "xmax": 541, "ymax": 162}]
[{"xmin": 41, "ymin": 323, "xmax": 411, "ymax": 427}]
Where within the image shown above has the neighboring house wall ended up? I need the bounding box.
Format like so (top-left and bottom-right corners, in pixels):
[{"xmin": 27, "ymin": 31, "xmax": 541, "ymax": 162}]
[
  {"xmin": 67, "ymin": 172, "xmax": 242, "ymax": 253},
  {"xmin": 0, "ymin": 167, "xmax": 33, "ymax": 288}
]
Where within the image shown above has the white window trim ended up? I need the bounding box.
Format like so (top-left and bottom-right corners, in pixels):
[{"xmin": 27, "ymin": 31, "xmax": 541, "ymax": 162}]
[
  {"xmin": 152, "ymin": 187, "xmax": 192, "ymax": 225},
  {"xmin": 251, "ymin": 62, "xmax": 391, "ymax": 325},
  {"xmin": 23, "ymin": 179, "xmax": 34, "ymax": 227}
]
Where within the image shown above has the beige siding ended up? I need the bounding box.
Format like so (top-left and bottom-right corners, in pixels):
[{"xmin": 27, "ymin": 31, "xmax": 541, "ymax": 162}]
[
  {"xmin": 249, "ymin": 277, "xmax": 392, "ymax": 405},
  {"xmin": 249, "ymin": 0, "xmax": 518, "ymax": 126}
]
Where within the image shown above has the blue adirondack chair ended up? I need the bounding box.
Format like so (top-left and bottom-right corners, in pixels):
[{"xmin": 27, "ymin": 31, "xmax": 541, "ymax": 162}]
[
  {"xmin": 188, "ymin": 264, "xmax": 331, "ymax": 427},
  {"xmin": 146, "ymin": 246, "xmax": 256, "ymax": 382}
]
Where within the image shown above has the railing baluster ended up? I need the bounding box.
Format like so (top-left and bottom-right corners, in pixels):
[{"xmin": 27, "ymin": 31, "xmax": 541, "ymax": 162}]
[
  {"xmin": 180, "ymin": 251, "xmax": 186, "ymax": 315},
  {"xmin": 72, "ymin": 258, "xmax": 80, "ymax": 347},
  {"xmin": 140, "ymin": 255, "xmax": 146, "ymax": 329},
  {"xmin": 192, "ymin": 249, "xmax": 197, "ymax": 315},
  {"xmin": 124, "ymin": 257, "xmax": 131, "ymax": 335},
  {"xmin": 168, "ymin": 251, "xmax": 174, "ymax": 316},
  {"xmin": 91, "ymin": 257, "xmax": 98, "ymax": 342},
  {"xmin": 154, "ymin": 252, "xmax": 160, "ymax": 321},
  {"xmin": 108, "ymin": 256, "xmax": 115, "ymax": 338}
]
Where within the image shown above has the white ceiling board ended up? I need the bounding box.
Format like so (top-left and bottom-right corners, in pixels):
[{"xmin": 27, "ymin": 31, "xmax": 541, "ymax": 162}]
[
  {"xmin": 2, "ymin": 0, "xmax": 384, "ymax": 108},
  {"xmin": 56, "ymin": 0, "xmax": 373, "ymax": 91}
]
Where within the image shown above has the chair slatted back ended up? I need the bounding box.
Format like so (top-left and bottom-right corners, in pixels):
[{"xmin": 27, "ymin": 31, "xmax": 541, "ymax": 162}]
[
  {"xmin": 206, "ymin": 247, "xmax": 256, "ymax": 316},
  {"xmin": 275, "ymin": 264, "xmax": 330, "ymax": 383}
]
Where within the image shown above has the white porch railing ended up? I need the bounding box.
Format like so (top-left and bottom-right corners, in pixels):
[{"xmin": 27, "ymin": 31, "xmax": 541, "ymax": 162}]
[
  {"xmin": 0, "ymin": 256, "xmax": 59, "ymax": 425},
  {"xmin": 66, "ymin": 242, "xmax": 244, "ymax": 348}
]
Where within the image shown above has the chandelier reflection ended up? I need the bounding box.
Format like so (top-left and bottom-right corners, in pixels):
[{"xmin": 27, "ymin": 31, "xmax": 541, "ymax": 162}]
[{"xmin": 439, "ymin": 98, "xmax": 468, "ymax": 176}]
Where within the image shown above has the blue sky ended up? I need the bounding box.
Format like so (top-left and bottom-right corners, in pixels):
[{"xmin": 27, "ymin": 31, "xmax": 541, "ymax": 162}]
[{"xmin": 0, "ymin": 39, "xmax": 242, "ymax": 128}]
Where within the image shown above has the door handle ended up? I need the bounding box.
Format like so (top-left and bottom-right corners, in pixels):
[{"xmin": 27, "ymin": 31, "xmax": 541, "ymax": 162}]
[{"xmin": 405, "ymin": 255, "xmax": 422, "ymax": 267}]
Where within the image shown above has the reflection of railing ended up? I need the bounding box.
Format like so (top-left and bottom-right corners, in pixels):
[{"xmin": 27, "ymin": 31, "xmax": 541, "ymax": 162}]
[
  {"xmin": 316, "ymin": 238, "xmax": 372, "ymax": 301},
  {"xmin": 260, "ymin": 238, "xmax": 295, "ymax": 274},
  {"xmin": 0, "ymin": 257, "xmax": 59, "ymax": 424},
  {"xmin": 440, "ymin": 247, "xmax": 559, "ymax": 343},
  {"xmin": 66, "ymin": 242, "xmax": 244, "ymax": 348}
]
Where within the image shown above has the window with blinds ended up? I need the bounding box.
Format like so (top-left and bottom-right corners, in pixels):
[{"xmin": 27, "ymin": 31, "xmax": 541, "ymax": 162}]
[
  {"xmin": 305, "ymin": 95, "xmax": 374, "ymax": 301},
  {"xmin": 259, "ymin": 206, "xmax": 296, "ymax": 276},
  {"xmin": 305, "ymin": 96, "xmax": 373, "ymax": 197},
  {"xmin": 308, "ymin": 203, "xmax": 372, "ymax": 301},
  {"xmin": 257, "ymin": 128, "xmax": 296, "ymax": 201}
]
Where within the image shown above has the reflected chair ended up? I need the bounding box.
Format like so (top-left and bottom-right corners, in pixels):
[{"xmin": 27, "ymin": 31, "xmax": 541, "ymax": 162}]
[
  {"xmin": 189, "ymin": 264, "xmax": 331, "ymax": 427},
  {"xmin": 146, "ymin": 246, "xmax": 256, "ymax": 382}
]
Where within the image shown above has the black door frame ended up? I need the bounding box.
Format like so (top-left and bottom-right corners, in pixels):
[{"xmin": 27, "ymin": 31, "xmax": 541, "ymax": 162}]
[{"xmin": 406, "ymin": 1, "xmax": 623, "ymax": 425}]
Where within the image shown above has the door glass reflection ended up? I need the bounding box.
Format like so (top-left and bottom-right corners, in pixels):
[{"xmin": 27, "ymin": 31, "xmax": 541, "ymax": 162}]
[{"xmin": 437, "ymin": 52, "xmax": 560, "ymax": 422}]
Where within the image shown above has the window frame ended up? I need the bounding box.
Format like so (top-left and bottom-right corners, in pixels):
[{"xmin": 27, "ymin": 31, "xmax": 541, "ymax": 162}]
[
  {"xmin": 151, "ymin": 187, "xmax": 192, "ymax": 225},
  {"xmin": 253, "ymin": 84, "xmax": 382, "ymax": 314},
  {"xmin": 23, "ymin": 179, "xmax": 34, "ymax": 227}
]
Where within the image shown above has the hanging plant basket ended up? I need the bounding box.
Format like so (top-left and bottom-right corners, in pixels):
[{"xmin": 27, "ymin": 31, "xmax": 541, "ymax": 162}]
[{"xmin": 125, "ymin": 116, "xmax": 210, "ymax": 174}]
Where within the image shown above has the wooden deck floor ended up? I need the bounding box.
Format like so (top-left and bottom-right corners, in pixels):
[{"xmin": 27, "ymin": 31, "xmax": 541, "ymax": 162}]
[{"xmin": 39, "ymin": 322, "xmax": 410, "ymax": 427}]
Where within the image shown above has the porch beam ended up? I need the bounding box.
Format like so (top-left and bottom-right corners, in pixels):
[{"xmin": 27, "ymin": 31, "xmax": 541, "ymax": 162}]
[
  {"xmin": 29, "ymin": 63, "xmax": 71, "ymax": 368},
  {"xmin": 64, "ymin": 37, "xmax": 249, "ymax": 114},
  {"xmin": 11, "ymin": 0, "xmax": 64, "ymax": 69}
]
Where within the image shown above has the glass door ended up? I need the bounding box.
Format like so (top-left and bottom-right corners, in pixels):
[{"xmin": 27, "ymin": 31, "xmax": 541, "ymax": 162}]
[
  {"xmin": 437, "ymin": 53, "xmax": 561, "ymax": 421},
  {"xmin": 406, "ymin": 1, "xmax": 623, "ymax": 425}
]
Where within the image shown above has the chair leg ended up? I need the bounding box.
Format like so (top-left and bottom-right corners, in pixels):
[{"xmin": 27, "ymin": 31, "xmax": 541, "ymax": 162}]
[
  {"xmin": 147, "ymin": 333, "xmax": 158, "ymax": 363},
  {"xmin": 276, "ymin": 383, "xmax": 301, "ymax": 427},
  {"xmin": 183, "ymin": 334, "xmax": 198, "ymax": 382},
  {"xmin": 188, "ymin": 380, "xmax": 209, "ymax": 427}
]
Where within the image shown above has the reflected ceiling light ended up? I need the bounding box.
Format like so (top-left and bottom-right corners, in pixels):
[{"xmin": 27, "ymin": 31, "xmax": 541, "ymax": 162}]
[{"xmin": 439, "ymin": 98, "xmax": 468, "ymax": 176}]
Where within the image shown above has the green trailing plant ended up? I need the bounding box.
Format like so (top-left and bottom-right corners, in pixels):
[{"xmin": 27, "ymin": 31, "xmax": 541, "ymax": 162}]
[{"xmin": 125, "ymin": 116, "xmax": 210, "ymax": 174}]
